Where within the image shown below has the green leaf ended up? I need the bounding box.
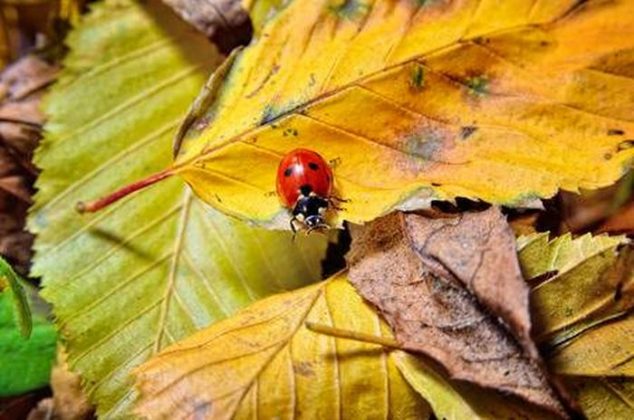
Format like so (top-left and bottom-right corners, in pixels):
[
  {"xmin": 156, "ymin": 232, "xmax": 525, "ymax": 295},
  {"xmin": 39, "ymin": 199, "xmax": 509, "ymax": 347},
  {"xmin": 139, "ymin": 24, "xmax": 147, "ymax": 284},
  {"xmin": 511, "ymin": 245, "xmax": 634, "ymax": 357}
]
[
  {"xmin": 0, "ymin": 256, "xmax": 32, "ymax": 337},
  {"xmin": 29, "ymin": 0, "xmax": 328, "ymax": 417},
  {"xmin": 0, "ymin": 290, "xmax": 56, "ymax": 396}
]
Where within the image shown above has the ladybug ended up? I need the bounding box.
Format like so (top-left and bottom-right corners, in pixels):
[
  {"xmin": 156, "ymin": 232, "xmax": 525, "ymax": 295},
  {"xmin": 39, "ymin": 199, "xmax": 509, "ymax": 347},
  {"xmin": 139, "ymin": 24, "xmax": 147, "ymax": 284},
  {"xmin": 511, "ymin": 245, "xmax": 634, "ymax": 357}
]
[{"xmin": 276, "ymin": 148, "xmax": 343, "ymax": 233}]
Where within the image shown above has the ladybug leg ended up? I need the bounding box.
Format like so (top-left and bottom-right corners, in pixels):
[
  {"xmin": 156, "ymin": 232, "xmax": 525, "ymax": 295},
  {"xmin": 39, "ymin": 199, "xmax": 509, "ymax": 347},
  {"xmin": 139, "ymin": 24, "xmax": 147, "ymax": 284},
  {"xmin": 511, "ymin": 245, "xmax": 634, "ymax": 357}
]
[
  {"xmin": 329, "ymin": 195, "xmax": 349, "ymax": 203},
  {"xmin": 327, "ymin": 197, "xmax": 347, "ymax": 212}
]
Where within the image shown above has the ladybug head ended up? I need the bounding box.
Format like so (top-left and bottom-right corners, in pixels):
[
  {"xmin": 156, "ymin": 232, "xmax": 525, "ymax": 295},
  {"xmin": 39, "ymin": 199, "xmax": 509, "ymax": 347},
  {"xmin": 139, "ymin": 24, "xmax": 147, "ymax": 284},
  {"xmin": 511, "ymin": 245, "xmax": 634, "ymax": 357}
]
[
  {"xmin": 293, "ymin": 194, "xmax": 330, "ymax": 231},
  {"xmin": 304, "ymin": 214, "xmax": 326, "ymax": 229}
]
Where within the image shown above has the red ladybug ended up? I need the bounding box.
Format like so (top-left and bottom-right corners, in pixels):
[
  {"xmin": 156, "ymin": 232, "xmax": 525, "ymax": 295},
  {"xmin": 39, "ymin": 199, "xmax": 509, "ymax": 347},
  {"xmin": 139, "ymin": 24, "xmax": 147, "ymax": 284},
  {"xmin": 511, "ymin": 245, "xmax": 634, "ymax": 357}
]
[{"xmin": 276, "ymin": 148, "xmax": 341, "ymax": 232}]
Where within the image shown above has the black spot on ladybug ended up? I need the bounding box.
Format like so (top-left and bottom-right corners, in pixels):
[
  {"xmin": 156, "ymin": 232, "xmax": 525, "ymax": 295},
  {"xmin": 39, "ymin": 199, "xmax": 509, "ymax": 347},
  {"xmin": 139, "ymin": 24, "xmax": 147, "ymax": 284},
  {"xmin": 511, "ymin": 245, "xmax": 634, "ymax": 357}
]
[
  {"xmin": 608, "ymin": 129, "xmax": 625, "ymax": 136},
  {"xmin": 460, "ymin": 126, "xmax": 478, "ymax": 140},
  {"xmin": 308, "ymin": 162, "xmax": 319, "ymax": 170},
  {"xmin": 284, "ymin": 167, "xmax": 293, "ymax": 177},
  {"xmin": 299, "ymin": 184, "xmax": 312, "ymax": 196}
]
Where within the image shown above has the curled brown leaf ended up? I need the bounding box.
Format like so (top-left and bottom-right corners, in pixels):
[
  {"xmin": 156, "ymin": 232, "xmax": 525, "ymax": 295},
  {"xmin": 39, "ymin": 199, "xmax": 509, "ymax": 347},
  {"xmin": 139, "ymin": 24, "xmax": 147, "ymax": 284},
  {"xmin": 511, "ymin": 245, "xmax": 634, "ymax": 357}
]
[{"xmin": 347, "ymin": 209, "xmax": 566, "ymax": 416}]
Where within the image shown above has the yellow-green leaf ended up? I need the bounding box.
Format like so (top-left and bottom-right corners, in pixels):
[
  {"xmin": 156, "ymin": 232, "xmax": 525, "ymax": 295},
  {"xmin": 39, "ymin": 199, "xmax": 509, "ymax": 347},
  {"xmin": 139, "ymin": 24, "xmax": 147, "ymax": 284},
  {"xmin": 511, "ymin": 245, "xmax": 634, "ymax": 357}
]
[
  {"xmin": 170, "ymin": 0, "xmax": 634, "ymax": 227},
  {"xmin": 567, "ymin": 377, "xmax": 634, "ymax": 419},
  {"xmin": 29, "ymin": 0, "xmax": 327, "ymax": 417},
  {"xmin": 518, "ymin": 232, "xmax": 630, "ymax": 345},
  {"xmin": 549, "ymin": 311, "xmax": 634, "ymax": 376},
  {"xmin": 134, "ymin": 274, "xmax": 429, "ymax": 419},
  {"xmin": 393, "ymin": 352, "xmax": 557, "ymax": 420}
]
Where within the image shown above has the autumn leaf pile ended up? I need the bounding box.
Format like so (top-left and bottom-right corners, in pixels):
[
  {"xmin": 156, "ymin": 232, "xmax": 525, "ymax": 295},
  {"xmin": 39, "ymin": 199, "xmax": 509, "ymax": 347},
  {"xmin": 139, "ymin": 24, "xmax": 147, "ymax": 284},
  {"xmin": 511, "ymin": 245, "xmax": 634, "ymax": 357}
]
[{"xmin": 0, "ymin": 0, "xmax": 633, "ymax": 419}]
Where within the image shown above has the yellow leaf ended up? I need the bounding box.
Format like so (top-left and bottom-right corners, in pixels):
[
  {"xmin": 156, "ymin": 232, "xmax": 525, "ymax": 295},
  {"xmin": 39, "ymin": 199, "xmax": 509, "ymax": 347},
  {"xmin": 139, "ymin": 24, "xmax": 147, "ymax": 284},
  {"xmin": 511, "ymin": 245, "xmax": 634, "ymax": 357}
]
[
  {"xmin": 134, "ymin": 274, "xmax": 429, "ymax": 419},
  {"xmin": 549, "ymin": 311, "xmax": 634, "ymax": 376},
  {"xmin": 518, "ymin": 232, "xmax": 630, "ymax": 345},
  {"xmin": 566, "ymin": 377, "xmax": 634, "ymax": 418},
  {"xmin": 29, "ymin": 0, "xmax": 328, "ymax": 416},
  {"xmin": 166, "ymin": 0, "xmax": 634, "ymax": 227},
  {"xmin": 394, "ymin": 352, "xmax": 557, "ymax": 420}
]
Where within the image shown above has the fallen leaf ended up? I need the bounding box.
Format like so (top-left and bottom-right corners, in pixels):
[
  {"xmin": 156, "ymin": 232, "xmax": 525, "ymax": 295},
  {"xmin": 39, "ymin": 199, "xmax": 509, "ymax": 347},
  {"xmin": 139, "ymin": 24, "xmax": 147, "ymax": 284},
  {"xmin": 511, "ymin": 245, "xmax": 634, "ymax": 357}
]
[
  {"xmin": 134, "ymin": 274, "xmax": 429, "ymax": 419},
  {"xmin": 0, "ymin": 54, "xmax": 57, "ymax": 274},
  {"xmin": 599, "ymin": 201, "xmax": 634, "ymax": 234},
  {"xmin": 565, "ymin": 377, "xmax": 634, "ymax": 419},
  {"xmin": 394, "ymin": 351, "xmax": 558, "ymax": 420},
  {"xmin": 518, "ymin": 232, "xmax": 631, "ymax": 345},
  {"xmin": 29, "ymin": 0, "xmax": 328, "ymax": 417},
  {"xmin": 153, "ymin": 0, "xmax": 634, "ymax": 228},
  {"xmin": 0, "ymin": 256, "xmax": 31, "ymax": 337},
  {"xmin": 0, "ymin": 392, "xmax": 48, "ymax": 420},
  {"xmin": 161, "ymin": 0, "xmax": 252, "ymax": 52},
  {"xmin": 549, "ymin": 311, "xmax": 634, "ymax": 376},
  {"xmin": 49, "ymin": 346, "xmax": 94, "ymax": 420},
  {"xmin": 0, "ymin": 288, "xmax": 56, "ymax": 397},
  {"xmin": 347, "ymin": 210, "xmax": 564, "ymax": 414}
]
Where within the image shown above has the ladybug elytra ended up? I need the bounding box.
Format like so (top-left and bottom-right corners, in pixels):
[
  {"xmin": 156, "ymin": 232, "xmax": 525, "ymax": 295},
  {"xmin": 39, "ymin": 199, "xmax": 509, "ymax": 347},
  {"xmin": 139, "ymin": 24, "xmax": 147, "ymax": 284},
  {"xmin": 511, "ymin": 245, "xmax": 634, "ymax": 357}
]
[{"xmin": 276, "ymin": 148, "xmax": 343, "ymax": 233}]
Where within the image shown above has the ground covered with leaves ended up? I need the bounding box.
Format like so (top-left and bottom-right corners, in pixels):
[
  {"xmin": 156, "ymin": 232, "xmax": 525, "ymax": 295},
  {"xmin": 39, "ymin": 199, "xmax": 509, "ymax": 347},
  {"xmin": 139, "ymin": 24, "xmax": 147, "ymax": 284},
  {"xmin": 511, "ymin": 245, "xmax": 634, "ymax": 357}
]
[{"xmin": 1, "ymin": 0, "xmax": 634, "ymax": 419}]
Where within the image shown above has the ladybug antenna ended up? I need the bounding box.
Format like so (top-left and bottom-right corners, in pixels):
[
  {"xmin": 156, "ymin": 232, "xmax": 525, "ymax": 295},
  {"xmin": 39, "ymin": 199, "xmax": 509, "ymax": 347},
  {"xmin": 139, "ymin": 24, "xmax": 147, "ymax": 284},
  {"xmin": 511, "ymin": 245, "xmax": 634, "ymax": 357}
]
[{"xmin": 76, "ymin": 167, "xmax": 176, "ymax": 214}]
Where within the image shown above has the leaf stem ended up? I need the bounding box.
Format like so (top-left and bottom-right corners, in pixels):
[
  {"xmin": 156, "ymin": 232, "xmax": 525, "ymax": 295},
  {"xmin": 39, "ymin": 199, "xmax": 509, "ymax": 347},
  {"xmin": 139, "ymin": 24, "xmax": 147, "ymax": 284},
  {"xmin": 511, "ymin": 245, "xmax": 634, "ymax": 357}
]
[
  {"xmin": 305, "ymin": 321, "xmax": 402, "ymax": 349},
  {"xmin": 76, "ymin": 167, "xmax": 176, "ymax": 213}
]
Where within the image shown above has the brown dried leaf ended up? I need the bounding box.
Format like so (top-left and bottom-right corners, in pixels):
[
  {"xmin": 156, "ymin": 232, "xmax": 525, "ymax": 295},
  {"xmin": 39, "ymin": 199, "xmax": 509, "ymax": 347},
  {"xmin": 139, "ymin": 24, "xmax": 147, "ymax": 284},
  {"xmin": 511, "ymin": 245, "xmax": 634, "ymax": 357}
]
[
  {"xmin": 0, "ymin": 54, "xmax": 57, "ymax": 273},
  {"xmin": 161, "ymin": 0, "xmax": 251, "ymax": 52},
  {"xmin": 49, "ymin": 347, "xmax": 93, "ymax": 420},
  {"xmin": 347, "ymin": 209, "xmax": 565, "ymax": 416},
  {"xmin": 599, "ymin": 201, "xmax": 634, "ymax": 234}
]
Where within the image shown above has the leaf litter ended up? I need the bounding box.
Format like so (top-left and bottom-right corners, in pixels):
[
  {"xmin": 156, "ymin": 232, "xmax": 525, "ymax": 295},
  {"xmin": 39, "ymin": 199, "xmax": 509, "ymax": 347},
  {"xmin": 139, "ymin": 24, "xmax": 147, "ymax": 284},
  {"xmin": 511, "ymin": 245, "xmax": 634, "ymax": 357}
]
[{"xmin": 347, "ymin": 208, "xmax": 569, "ymax": 416}]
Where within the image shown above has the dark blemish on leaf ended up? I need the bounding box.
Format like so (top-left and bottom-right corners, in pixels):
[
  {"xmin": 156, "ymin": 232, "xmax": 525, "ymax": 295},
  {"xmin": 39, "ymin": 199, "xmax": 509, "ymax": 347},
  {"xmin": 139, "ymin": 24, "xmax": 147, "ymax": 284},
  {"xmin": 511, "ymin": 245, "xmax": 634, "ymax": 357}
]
[
  {"xmin": 406, "ymin": 130, "xmax": 444, "ymax": 160},
  {"xmin": 308, "ymin": 73, "xmax": 316, "ymax": 87},
  {"xmin": 294, "ymin": 361, "xmax": 315, "ymax": 377},
  {"xmin": 474, "ymin": 36, "xmax": 490, "ymax": 45},
  {"xmin": 329, "ymin": 0, "xmax": 369, "ymax": 20},
  {"xmin": 618, "ymin": 140, "xmax": 634, "ymax": 151},
  {"xmin": 260, "ymin": 105, "xmax": 278, "ymax": 125},
  {"xmin": 329, "ymin": 157, "xmax": 342, "ymax": 168},
  {"xmin": 193, "ymin": 401, "xmax": 212, "ymax": 418},
  {"xmin": 309, "ymin": 162, "xmax": 319, "ymax": 170},
  {"xmin": 608, "ymin": 128, "xmax": 625, "ymax": 136},
  {"xmin": 265, "ymin": 191, "xmax": 277, "ymax": 197},
  {"xmin": 466, "ymin": 75, "xmax": 489, "ymax": 96},
  {"xmin": 410, "ymin": 65, "xmax": 425, "ymax": 91},
  {"xmin": 283, "ymin": 128, "xmax": 299, "ymax": 137},
  {"xmin": 540, "ymin": 40, "xmax": 550, "ymax": 47},
  {"xmin": 431, "ymin": 183, "xmax": 441, "ymax": 187},
  {"xmin": 284, "ymin": 167, "xmax": 293, "ymax": 177},
  {"xmin": 605, "ymin": 153, "xmax": 613, "ymax": 160},
  {"xmin": 214, "ymin": 194, "xmax": 223, "ymax": 203},
  {"xmin": 460, "ymin": 126, "xmax": 478, "ymax": 140}
]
